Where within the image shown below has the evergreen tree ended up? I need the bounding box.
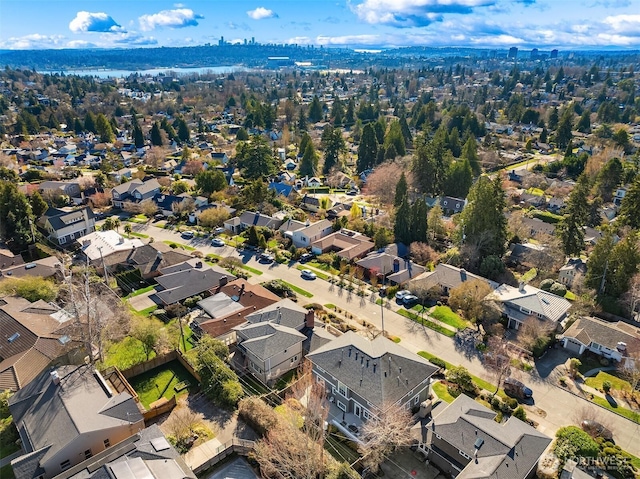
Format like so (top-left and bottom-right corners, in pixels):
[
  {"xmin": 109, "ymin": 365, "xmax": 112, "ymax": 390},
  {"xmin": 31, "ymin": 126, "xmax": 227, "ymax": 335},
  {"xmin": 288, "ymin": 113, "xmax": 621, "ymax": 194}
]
[
  {"xmin": 357, "ymin": 123, "xmax": 378, "ymax": 172},
  {"xmin": 0, "ymin": 181, "xmax": 34, "ymax": 252},
  {"xmin": 344, "ymin": 99, "xmax": 355, "ymax": 127},
  {"xmin": 297, "ymin": 108, "xmax": 308, "ymax": 132},
  {"xmin": 331, "ymin": 99, "xmax": 344, "ymax": 126},
  {"xmin": 175, "ymin": 117, "xmax": 190, "ymax": 142},
  {"xmin": 29, "ymin": 191, "xmax": 48, "ymax": 217},
  {"xmin": 609, "ymin": 233, "xmax": 640, "ymax": 298},
  {"xmin": 300, "ymin": 141, "xmax": 318, "ymax": 177},
  {"xmin": 73, "ymin": 118, "xmax": 83, "ymax": 134},
  {"xmin": 383, "ymin": 121, "xmax": 406, "ymax": 157},
  {"xmin": 299, "ymin": 132, "xmax": 312, "ymax": 158},
  {"xmin": 235, "ymin": 135, "xmax": 279, "ymax": 180},
  {"xmin": 576, "ymin": 110, "xmax": 591, "ymax": 133},
  {"xmin": 556, "ymin": 108, "xmax": 574, "ymax": 149},
  {"xmin": 595, "ymin": 158, "xmax": 623, "ymax": 203},
  {"xmin": 548, "ymin": 107, "xmax": 559, "ymax": 130},
  {"xmin": 161, "ymin": 118, "xmax": 177, "ymax": 141},
  {"xmin": 618, "ymin": 176, "xmax": 640, "ymax": 229},
  {"xmin": 308, "ymin": 95, "xmax": 323, "ymax": 122},
  {"xmin": 195, "ymin": 170, "xmax": 227, "ymax": 195},
  {"xmin": 321, "ymin": 126, "xmax": 346, "ymax": 174},
  {"xmin": 461, "ymin": 136, "xmax": 481, "ymax": 176},
  {"xmin": 448, "ymin": 127, "xmax": 462, "ymax": 157},
  {"xmin": 557, "ymin": 174, "xmax": 590, "ymax": 256},
  {"xmin": 413, "ymin": 133, "xmax": 451, "ymax": 196},
  {"xmin": 84, "ymin": 111, "xmax": 97, "ymax": 134},
  {"xmin": 585, "ymin": 229, "xmax": 615, "ymax": 294},
  {"xmin": 410, "ymin": 198, "xmax": 428, "ymax": 243},
  {"xmin": 96, "ymin": 113, "xmax": 114, "ymax": 142},
  {"xmin": 394, "ymin": 197, "xmax": 411, "ymax": 245},
  {"xmin": 443, "ymin": 158, "xmax": 473, "ymax": 199},
  {"xmin": 132, "ymin": 125, "xmax": 144, "ymax": 148},
  {"xmin": 459, "ymin": 176, "xmax": 507, "ymax": 258},
  {"xmin": 394, "ymin": 173, "xmax": 408, "ymax": 208},
  {"xmin": 399, "ymin": 115, "xmax": 413, "ymax": 148},
  {"xmin": 150, "ymin": 122, "xmax": 163, "ymax": 146},
  {"xmin": 247, "ymin": 226, "xmax": 260, "ymax": 246}
]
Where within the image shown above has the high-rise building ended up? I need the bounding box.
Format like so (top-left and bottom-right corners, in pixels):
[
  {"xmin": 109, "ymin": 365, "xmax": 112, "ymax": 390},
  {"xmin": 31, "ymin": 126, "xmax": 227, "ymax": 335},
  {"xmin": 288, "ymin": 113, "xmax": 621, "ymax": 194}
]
[
  {"xmin": 550, "ymin": 49, "xmax": 558, "ymax": 59},
  {"xmin": 530, "ymin": 48, "xmax": 539, "ymax": 60},
  {"xmin": 508, "ymin": 47, "xmax": 518, "ymax": 59},
  {"xmin": 219, "ymin": 36, "xmax": 225, "ymax": 46}
]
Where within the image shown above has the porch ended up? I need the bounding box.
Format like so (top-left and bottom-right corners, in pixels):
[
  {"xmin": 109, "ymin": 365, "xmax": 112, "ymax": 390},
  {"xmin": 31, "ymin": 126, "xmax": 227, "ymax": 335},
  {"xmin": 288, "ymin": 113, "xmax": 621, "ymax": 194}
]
[{"xmin": 327, "ymin": 400, "xmax": 364, "ymax": 443}]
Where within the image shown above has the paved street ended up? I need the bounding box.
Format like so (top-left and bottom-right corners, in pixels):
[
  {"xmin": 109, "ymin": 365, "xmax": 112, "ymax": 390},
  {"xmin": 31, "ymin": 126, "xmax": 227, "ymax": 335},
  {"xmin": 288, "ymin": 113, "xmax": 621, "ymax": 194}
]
[{"xmin": 126, "ymin": 220, "xmax": 640, "ymax": 456}]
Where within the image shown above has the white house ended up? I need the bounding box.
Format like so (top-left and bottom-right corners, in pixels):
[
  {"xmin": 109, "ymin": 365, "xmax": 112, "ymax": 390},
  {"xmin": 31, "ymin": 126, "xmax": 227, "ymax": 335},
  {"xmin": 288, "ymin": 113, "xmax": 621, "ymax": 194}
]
[{"xmin": 292, "ymin": 219, "xmax": 333, "ymax": 248}]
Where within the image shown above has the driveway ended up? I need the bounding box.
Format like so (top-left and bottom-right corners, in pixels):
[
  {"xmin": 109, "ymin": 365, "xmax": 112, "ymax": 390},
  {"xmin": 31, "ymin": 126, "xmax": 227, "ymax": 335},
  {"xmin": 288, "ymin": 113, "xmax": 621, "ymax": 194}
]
[{"xmin": 127, "ymin": 290, "xmax": 157, "ymax": 312}]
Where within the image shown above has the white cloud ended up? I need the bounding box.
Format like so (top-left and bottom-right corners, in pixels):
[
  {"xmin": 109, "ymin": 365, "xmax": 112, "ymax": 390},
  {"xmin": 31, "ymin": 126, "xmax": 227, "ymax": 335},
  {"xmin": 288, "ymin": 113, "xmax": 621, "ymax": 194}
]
[
  {"xmin": 139, "ymin": 8, "xmax": 203, "ymax": 31},
  {"xmin": 247, "ymin": 7, "xmax": 277, "ymax": 20},
  {"xmin": 66, "ymin": 40, "xmax": 98, "ymax": 48},
  {"xmin": 69, "ymin": 11, "xmax": 123, "ymax": 33},
  {"xmin": 103, "ymin": 32, "xmax": 158, "ymax": 46},
  {"xmin": 0, "ymin": 34, "xmax": 66, "ymax": 50},
  {"xmin": 602, "ymin": 14, "xmax": 640, "ymax": 36},
  {"xmin": 350, "ymin": 0, "xmax": 495, "ymax": 27}
]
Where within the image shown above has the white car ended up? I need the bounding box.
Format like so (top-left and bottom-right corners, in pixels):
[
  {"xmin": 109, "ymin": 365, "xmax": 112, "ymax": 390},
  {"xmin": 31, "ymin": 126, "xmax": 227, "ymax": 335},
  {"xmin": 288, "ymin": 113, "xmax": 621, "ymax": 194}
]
[
  {"xmin": 211, "ymin": 238, "xmax": 225, "ymax": 247},
  {"xmin": 181, "ymin": 230, "xmax": 195, "ymax": 239},
  {"xmin": 300, "ymin": 269, "xmax": 317, "ymax": 280},
  {"xmin": 395, "ymin": 290, "xmax": 411, "ymax": 300}
]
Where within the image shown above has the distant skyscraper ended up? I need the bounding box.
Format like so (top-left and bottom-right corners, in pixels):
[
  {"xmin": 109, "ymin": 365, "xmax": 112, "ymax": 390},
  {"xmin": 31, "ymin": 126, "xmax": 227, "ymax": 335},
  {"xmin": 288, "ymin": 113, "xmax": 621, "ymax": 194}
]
[
  {"xmin": 550, "ymin": 49, "xmax": 558, "ymax": 59},
  {"xmin": 219, "ymin": 36, "xmax": 225, "ymax": 46},
  {"xmin": 251, "ymin": 37, "xmax": 255, "ymax": 45},
  {"xmin": 508, "ymin": 47, "xmax": 518, "ymax": 59},
  {"xmin": 530, "ymin": 48, "xmax": 539, "ymax": 60}
]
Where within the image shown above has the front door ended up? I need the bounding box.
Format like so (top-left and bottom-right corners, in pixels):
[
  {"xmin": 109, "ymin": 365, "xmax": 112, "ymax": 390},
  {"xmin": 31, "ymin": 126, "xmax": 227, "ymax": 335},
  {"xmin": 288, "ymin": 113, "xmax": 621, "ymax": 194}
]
[{"xmin": 354, "ymin": 404, "xmax": 361, "ymax": 417}]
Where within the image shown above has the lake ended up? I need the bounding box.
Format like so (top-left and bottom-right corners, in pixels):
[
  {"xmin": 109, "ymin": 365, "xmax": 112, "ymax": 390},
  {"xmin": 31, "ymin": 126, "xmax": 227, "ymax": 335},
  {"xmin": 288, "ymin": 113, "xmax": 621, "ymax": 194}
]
[{"xmin": 40, "ymin": 65, "xmax": 249, "ymax": 78}]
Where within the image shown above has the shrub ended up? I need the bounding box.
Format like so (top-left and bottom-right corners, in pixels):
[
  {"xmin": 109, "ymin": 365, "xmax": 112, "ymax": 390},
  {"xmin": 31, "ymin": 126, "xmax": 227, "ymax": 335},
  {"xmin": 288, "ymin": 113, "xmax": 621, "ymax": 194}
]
[
  {"xmin": 603, "ymin": 380, "xmax": 612, "ymax": 393},
  {"xmin": 554, "ymin": 426, "xmax": 599, "ymax": 461},
  {"xmin": 549, "ymin": 282, "xmax": 567, "ymax": 297},
  {"xmin": 506, "ymin": 397, "xmax": 519, "ymax": 410},
  {"xmin": 491, "ymin": 396, "xmax": 501, "ymax": 410},
  {"xmin": 0, "ymin": 277, "xmax": 59, "ymax": 302},
  {"xmin": 539, "ymin": 279, "xmax": 554, "ymax": 292},
  {"xmin": 513, "ymin": 406, "xmax": 527, "ymax": 421},
  {"xmin": 238, "ymin": 397, "xmax": 280, "ymax": 437},
  {"xmin": 429, "ymin": 357, "xmax": 447, "ymax": 370},
  {"xmin": 184, "ymin": 295, "xmax": 202, "ymax": 308}
]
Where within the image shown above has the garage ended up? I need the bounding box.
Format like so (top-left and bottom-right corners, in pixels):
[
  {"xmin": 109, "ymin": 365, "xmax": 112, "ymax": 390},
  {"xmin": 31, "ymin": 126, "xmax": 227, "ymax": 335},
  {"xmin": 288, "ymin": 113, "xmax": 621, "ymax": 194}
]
[{"xmin": 563, "ymin": 338, "xmax": 584, "ymax": 354}]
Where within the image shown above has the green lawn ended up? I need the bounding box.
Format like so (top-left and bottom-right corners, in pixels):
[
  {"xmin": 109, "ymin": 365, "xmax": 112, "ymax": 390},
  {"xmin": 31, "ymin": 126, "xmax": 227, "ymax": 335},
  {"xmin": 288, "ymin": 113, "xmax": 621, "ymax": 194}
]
[
  {"xmin": 127, "ymin": 360, "xmax": 197, "ymax": 410},
  {"xmin": 432, "ymin": 381, "xmax": 455, "ymax": 403},
  {"xmin": 127, "ymin": 217, "xmax": 149, "ymax": 224},
  {"xmin": 418, "ymin": 351, "xmax": 452, "ymax": 368},
  {"xmin": 585, "ymin": 371, "xmax": 631, "ymax": 392},
  {"xmin": 296, "ymin": 264, "xmax": 329, "ymax": 280},
  {"xmin": 308, "ymin": 260, "xmax": 340, "ymax": 275},
  {"xmin": 134, "ymin": 305, "xmax": 160, "ymax": 317},
  {"xmin": 325, "ymin": 434, "xmax": 360, "ymax": 464},
  {"xmin": 397, "ymin": 308, "xmax": 456, "ymax": 337},
  {"xmin": 129, "ymin": 231, "xmax": 150, "ymax": 239},
  {"xmin": 0, "ymin": 416, "xmax": 19, "ymax": 459},
  {"xmin": 240, "ymin": 264, "xmax": 263, "ymax": 275},
  {"xmin": 0, "ymin": 464, "xmax": 15, "ymax": 479},
  {"xmin": 591, "ymin": 396, "xmax": 640, "ymax": 423},
  {"xmin": 162, "ymin": 240, "xmax": 196, "ymax": 251},
  {"xmin": 564, "ymin": 290, "xmax": 576, "ymax": 300},
  {"xmin": 101, "ymin": 336, "xmax": 153, "ymax": 370},
  {"xmin": 281, "ymin": 280, "xmax": 314, "ymax": 298},
  {"xmin": 430, "ymin": 306, "xmax": 470, "ymax": 330},
  {"xmin": 125, "ymin": 285, "xmax": 155, "ymax": 298},
  {"xmin": 324, "ymin": 304, "xmax": 336, "ymax": 310}
]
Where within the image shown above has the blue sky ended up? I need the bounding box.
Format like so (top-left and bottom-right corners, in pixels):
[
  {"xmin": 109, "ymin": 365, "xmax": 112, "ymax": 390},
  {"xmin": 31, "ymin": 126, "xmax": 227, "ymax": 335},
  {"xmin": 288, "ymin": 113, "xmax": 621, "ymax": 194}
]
[{"xmin": 1, "ymin": 0, "xmax": 640, "ymax": 50}]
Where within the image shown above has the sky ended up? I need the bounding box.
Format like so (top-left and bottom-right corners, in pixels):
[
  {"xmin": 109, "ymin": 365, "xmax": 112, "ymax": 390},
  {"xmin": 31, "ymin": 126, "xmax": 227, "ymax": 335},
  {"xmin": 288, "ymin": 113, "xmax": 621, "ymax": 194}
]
[{"xmin": 1, "ymin": 0, "xmax": 640, "ymax": 51}]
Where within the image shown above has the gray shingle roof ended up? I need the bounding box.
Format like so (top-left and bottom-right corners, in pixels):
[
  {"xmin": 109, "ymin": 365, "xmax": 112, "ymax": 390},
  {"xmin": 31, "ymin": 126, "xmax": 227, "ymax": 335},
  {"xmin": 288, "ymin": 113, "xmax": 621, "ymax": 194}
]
[
  {"xmin": 561, "ymin": 316, "xmax": 640, "ymax": 355},
  {"xmin": 307, "ymin": 331, "xmax": 438, "ymax": 410},
  {"xmin": 244, "ymin": 298, "xmax": 308, "ymax": 330},
  {"xmin": 430, "ymin": 394, "xmax": 551, "ymax": 479},
  {"xmin": 235, "ymin": 322, "xmax": 305, "ymax": 361},
  {"xmin": 154, "ymin": 262, "xmax": 236, "ymax": 305}
]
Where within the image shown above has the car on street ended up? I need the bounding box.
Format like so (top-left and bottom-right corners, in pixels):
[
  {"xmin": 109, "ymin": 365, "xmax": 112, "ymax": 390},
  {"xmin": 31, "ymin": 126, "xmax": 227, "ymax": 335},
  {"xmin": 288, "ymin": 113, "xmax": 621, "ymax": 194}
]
[
  {"xmin": 402, "ymin": 294, "xmax": 419, "ymax": 306},
  {"xmin": 300, "ymin": 269, "xmax": 317, "ymax": 280},
  {"xmin": 181, "ymin": 230, "xmax": 195, "ymax": 239},
  {"xmin": 396, "ymin": 290, "xmax": 411, "ymax": 301},
  {"xmin": 259, "ymin": 252, "xmax": 275, "ymax": 263},
  {"xmin": 211, "ymin": 238, "xmax": 225, "ymax": 247},
  {"xmin": 503, "ymin": 377, "xmax": 533, "ymax": 400},
  {"xmin": 300, "ymin": 253, "xmax": 314, "ymax": 263},
  {"xmin": 214, "ymin": 227, "xmax": 225, "ymax": 234},
  {"xmin": 581, "ymin": 420, "xmax": 614, "ymax": 441}
]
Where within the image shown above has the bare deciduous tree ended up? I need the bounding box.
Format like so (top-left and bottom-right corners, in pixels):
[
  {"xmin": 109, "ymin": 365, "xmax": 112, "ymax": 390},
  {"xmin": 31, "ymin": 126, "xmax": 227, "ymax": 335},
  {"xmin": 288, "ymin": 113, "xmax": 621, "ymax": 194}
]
[
  {"xmin": 619, "ymin": 351, "xmax": 640, "ymax": 392},
  {"xmin": 122, "ymin": 201, "xmax": 142, "ymax": 215},
  {"xmin": 140, "ymin": 198, "xmax": 159, "ymax": 217},
  {"xmin": 448, "ymin": 279, "xmax": 493, "ymax": 327},
  {"xmin": 145, "ymin": 146, "xmax": 170, "ymax": 169},
  {"xmin": 483, "ymin": 336, "xmax": 512, "ymax": 396},
  {"xmin": 89, "ymin": 191, "xmax": 110, "ymax": 209},
  {"xmin": 517, "ymin": 316, "xmax": 554, "ymax": 354},
  {"xmin": 363, "ymin": 159, "xmax": 414, "ymax": 206},
  {"xmin": 358, "ymin": 401, "xmax": 413, "ymax": 474}
]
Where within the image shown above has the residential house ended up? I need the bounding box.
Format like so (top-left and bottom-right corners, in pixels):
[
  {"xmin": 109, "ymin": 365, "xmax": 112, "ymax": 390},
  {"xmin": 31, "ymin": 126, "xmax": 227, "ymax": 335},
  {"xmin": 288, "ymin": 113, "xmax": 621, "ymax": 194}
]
[
  {"xmin": 409, "ymin": 264, "xmax": 498, "ymax": 295},
  {"xmin": 0, "ymin": 255, "xmax": 62, "ymax": 280},
  {"xmin": 308, "ymin": 331, "xmax": 438, "ymax": 430},
  {"xmin": 188, "ymin": 202, "xmax": 236, "ymax": 225},
  {"xmin": 77, "ymin": 230, "xmax": 144, "ymax": 270},
  {"xmin": 211, "ymin": 151, "xmax": 229, "ymax": 164},
  {"xmin": 547, "ymin": 196, "xmax": 565, "ymax": 213},
  {"xmin": 223, "ymin": 216, "xmax": 243, "ymax": 235},
  {"xmin": 306, "ymin": 177, "xmax": 323, "ymax": 188},
  {"xmin": 439, "ymin": 196, "xmax": 467, "ymax": 216},
  {"xmin": 237, "ymin": 211, "xmax": 283, "ymax": 231},
  {"xmin": 39, "ymin": 207, "xmax": 96, "ymax": 246},
  {"xmin": 0, "ymin": 248, "xmax": 24, "ymax": 269},
  {"xmin": 558, "ymin": 258, "xmax": 587, "ymax": 288},
  {"xmin": 560, "ymin": 316, "xmax": 640, "ymax": 362},
  {"xmin": 356, "ymin": 251, "xmax": 426, "ymax": 285},
  {"xmin": 192, "ymin": 279, "xmax": 280, "ymax": 344},
  {"xmin": 108, "ymin": 167, "xmax": 133, "ymax": 183},
  {"xmin": 111, "ymin": 179, "xmax": 161, "ymax": 208},
  {"xmin": 268, "ymin": 182, "xmax": 296, "ymax": 200},
  {"xmin": 292, "ymin": 219, "xmax": 333, "ymax": 248},
  {"xmin": 233, "ymin": 321, "xmax": 306, "ymax": 385},
  {"xmin": 311, "ymin": 229, "xmax": 375, "ymax": 260},
  {"xmin": 152, "ymin": 259, "xmax": 236, "ymax": 306},
  {"xmin": 506, "ymin": 242, "xmax": 554, "ymax": 268},
  {"xmin": 614, "ymin": 187, "xmax": 627, "ymax": 206},
  {"xmin": 278, "ymin": 218, "xmax": 307, "ymax": 237},
  {"xmin": 39, "ymin": 181, "xmax": 81, "ymax": 199},
  {"xmin": 0, "ymin": 296, "xmax": 85, "ymax": 392},
  {"xmin": 116, "ymin": 242, "xmax": 192, "ymax": 280},
  {"xmin": 8, "ymin": 364, "xmax": 144, "ymax": 479},
  {"xmin": 62, "ymin": 424, "xmax": 195, "ymax": 479},
  {"xmin": 416, "ymin": 394, "xmax": 551, "ymax": 479},
  {"xmin": 518, "ymin": 216, "xmax": 556, "ymax": 239},
  {"xmin": 490, "ymin": 282, "xmax": 572, "ymax": 330},
  {"xmin": 301, "ymin": 194, "xmax": 331, "ymax": 213},
  {"xmin": 154, "ymin": 193, "xmax": 190, "ymax": 217}
]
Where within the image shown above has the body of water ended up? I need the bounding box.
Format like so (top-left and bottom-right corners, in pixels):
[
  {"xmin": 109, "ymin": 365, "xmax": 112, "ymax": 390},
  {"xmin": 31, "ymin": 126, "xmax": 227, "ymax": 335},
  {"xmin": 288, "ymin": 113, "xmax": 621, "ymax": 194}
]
[{"xmin": 40, "ymin": 65, "xmax": 248, "ymax": 78}]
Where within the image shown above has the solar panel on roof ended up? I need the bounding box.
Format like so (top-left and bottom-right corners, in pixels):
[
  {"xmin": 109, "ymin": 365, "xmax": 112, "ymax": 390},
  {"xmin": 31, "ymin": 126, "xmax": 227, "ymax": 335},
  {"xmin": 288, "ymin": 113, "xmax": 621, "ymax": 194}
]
[{"xmin": 150, "ymin": 436, "xmax": 171, "ymax": 452}]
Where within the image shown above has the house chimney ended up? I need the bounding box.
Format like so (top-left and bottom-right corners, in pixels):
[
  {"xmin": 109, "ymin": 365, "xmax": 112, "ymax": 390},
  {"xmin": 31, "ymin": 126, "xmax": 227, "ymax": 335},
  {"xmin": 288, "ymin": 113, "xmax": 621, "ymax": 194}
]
[
  {"xmin": 239, "ymin": 283, "xmax": 246, "ymax": 296},
  {"xmin": 305, "ymin": 309, "xmax": 315, "ymax": 329},
  {"xmin": 219, "ymin": 275, "xmax": 228, "ymax": 286},
  {"xmin": 519, "ymin": 281, "xmax": 525, "ymax": 292},
  {"xmin": 195, "ymin": 261, "xmax": 203, "ymax": 269},
  {"xmin": 50, "ymin": 370, "xmax": 60, "ymax": 385}
]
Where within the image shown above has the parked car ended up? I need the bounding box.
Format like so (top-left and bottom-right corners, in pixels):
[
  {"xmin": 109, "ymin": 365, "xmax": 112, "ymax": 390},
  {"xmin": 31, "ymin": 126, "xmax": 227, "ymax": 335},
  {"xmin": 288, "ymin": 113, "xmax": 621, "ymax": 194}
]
[
  {"xmin": 395, "ymin": 290, "xmax": 411, "ymax": 300},
  {"xmin": 300, "ymin": 253, "xmax": 314, "ymax": 263},
  {"xmin": 581, "ymin": 420, "xmax": 614, "ymax": 441},
  {"xmin": 211, "ymin": 238, "xmax": 225, "ymax": 247},
  {"xmin": 214, "ymin": 227, "xmax": 225, "ymax": 234},
  {"xmin": 154, "ymin": 213, "xmax": 164, "ymax": 221},
  {"xmin": 181, "ymin": 230, "xmax": 195, "ymax": 239},
  {"xmin": 300, "ymin": 269, "xmax": 317, "ymax": 280},
  {"xmin": 259, "ymin": 252, "xmax": 274, "ymax": 263},
  {"xmin": 402, "ymin": 294, "xmax": 419, "ymax": 306},
  {"xmin": 503, "ymin": 377, "xmax": 533, "ymax": 400}
]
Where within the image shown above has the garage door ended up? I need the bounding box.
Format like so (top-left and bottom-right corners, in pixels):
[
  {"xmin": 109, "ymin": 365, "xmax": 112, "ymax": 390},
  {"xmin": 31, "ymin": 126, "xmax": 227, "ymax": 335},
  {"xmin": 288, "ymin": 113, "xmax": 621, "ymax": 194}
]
[{"xmin": 564, "ymin": 338, "xmax": 583, "ymax": 354}]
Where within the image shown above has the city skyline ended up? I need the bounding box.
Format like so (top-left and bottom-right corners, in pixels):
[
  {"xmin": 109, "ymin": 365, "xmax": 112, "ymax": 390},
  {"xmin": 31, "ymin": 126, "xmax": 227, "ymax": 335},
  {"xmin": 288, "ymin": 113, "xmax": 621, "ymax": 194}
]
[{"xmin": 1, "ymin": 0, "xmax": 639, "ymax": 51}]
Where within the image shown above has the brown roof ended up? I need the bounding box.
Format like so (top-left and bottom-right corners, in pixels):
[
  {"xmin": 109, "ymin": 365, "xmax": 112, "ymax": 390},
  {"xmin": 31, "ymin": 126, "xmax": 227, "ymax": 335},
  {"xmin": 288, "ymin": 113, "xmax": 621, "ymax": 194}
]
[
  {"xmin": 562, "ymin": 316, "xmax": 640, "ymax": 355},
  {"xmin": 311, "ymin": 230, "xmax": 374, "ymax": 260},
  {"xmin": 198, "ymin": 279, "xmax": 279, "ymax": 338}
]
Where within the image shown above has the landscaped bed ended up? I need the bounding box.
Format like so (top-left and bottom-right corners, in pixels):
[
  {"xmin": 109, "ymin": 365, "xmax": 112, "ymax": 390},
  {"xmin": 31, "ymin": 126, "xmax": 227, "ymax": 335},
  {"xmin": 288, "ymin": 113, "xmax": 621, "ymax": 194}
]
[{"xmin": 127, "ymin": 359, "xmax": 197, "ymax": 410}]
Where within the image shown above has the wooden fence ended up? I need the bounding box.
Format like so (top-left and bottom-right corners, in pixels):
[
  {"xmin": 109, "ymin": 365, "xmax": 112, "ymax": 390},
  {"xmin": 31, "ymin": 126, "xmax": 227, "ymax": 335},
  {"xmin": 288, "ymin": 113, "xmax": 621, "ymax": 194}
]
[
  {"xmin": 143, "ymin": 395, "xmax": 177, "ymax": 421},
  {"xmin": 119, "ymin": 349, "xmax": 200, "ymax": 382},
  {"xmin": 192, "ymin": 439, "xmax": 255, "ymax": 475}
]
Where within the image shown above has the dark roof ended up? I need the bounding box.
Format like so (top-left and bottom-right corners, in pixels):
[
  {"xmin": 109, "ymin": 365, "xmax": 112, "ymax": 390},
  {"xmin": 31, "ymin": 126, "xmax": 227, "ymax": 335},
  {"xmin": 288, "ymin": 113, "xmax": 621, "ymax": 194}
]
[
  {"xmin": 244, "ymin": 299, "xmax": 309, "ymax": 330},
  {"xmin": 410, "ymin": 263, "xmax": 498, "ymax": 292},
  {"xmin": 239, "ymin": 211, "xmax": 282, "ymax": 229},
  {"xmin": 268, "ymin": 182, "xmax": 294, "ymax": 198},
  {"xmin": 41, "ymin": 207, "xmax": 94, "ymax": 231},
  {"xmin": 235, "ymin": 322, "xmax": 305, "ymax": 361},
  {"xmin": 154, "ymin": 262, "xmax": 236, "ymax": 305},
  {"xmin": 428, "ymin": 394, "xmax": 551, "ymax": 479},
  {"xmin": 308, "ymin": 331, "xmax": 438, "ymax": 411}
]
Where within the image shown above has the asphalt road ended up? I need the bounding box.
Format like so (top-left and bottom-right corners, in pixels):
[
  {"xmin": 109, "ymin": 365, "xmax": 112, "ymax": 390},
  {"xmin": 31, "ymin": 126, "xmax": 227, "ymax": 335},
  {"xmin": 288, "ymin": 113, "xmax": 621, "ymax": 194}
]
[{"xmin": 126, "ymin": 220, "xmax": 640, "ymax": 456}]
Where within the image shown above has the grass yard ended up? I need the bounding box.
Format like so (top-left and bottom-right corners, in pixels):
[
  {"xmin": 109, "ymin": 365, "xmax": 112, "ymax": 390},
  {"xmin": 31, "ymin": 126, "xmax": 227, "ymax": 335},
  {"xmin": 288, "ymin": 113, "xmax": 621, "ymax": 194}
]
[
  {"xmin": 430, "ymin": 306, "xmax": 470, "ymax": 330},
  {"xmin": 308, "ymin": 260, "xmax": 340, "ymax": 275},
  {"xmin": 296, "ymin": 264, "xmax": 329, "ymax": 280},
  {"xmin": 127, "ymin": 360, "xmax": 196, "ymax": 410},
  {"xmin": 585, "ymin": 371, "xmax": 631, "ymax": 392},
  {"xmin": 281, "ymin": 280, "xmax": 314, "ymax": 298},
  {"xmin": 591, "ymin": 396, "xmax": 640, "ymax": 423},
  {"xmin": 324, "ymin": 304, "xmax": 336, "ymax": 310},
  {"xmin": 162, "ymin": 240, "xmax": 196, "ymax": 251},
  {"xmin": 432, "ymin": 381, "xmax": 455, "ymax": 403},
  {"xmin": 101, "ymin": 336, "xmax": 152, "ymax": 370},
  {"xmin": 0, "ymin": 416, "xmax": 19, "ymax": 459},
  {"xmin": 129, "ymin": 232, "xmax": 150, "ymax": 239},
  {"xmin": 134, "ymin": 305, "xmax": 160, "ymax": 317},
  {"xmin": 125, "ymin": 285, "xmax": 156, "ymax": 298},
  {"xmin": 397, "ymin": 308, "xmax": 456, "ymax": 337},
  {"xmin": 325, "ymin": 433, "xmax": 360, "ymax": 465},
  {"xmin": 0, "ymin": 464, "xmax": 14, "ymax": 479},
  {"xmin": 240, "ymin": 264, "xmax": 263, "ymax": 275},
  {"xmin": 238, "ymin": 374, "xmax": 270, "ymax": 396}
]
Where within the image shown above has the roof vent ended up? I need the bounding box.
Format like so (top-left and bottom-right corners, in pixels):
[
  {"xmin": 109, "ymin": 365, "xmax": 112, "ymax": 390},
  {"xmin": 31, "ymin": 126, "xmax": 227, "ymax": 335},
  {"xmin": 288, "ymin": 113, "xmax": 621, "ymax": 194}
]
[
  {"xmin": 617, "ymin": 342, "xmax": 627, "ymax": 351},
  {"xmin": 50, "ymin": 370, "xmax": 60, "ymax": 385}
]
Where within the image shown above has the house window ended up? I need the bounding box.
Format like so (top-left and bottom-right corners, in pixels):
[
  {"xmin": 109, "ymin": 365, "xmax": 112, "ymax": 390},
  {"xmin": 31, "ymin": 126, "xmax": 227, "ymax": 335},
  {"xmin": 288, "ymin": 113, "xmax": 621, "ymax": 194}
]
[
  {"xmin": 459, "ymin": 450, "xmax": 471, "ymax": 460},
  {"xmin": 290, "ymin": 355, "xmax": 298, "ymax": 364},
  {"xmin": 337, "ymin": 400, "xmax": 347, "ymax": 411},
  {"xmin": 591, "ymin": 343, "xmax": 602, "ymax": 350},
  {"xmin": 413, "ymin": 395, "xmax": 420, "ymax": 405},
  {"xmin": 85, "ymin": 449, "xmax": 93, "ymax": 460},
  {"xmin": 60, "ymin": 460, "xmax": 71, "ymax": 471},
  {"xmin": 363, "ymin": 409, "xmax": 372, "ymax": 420},
  {"xmin": 59, "ymin": 236, "xmax": 67, "ymax": 244},
  {"xmin": 104, "ymin": 439, "xmax": 110, "ymax": 448},
  {"xmin": 337, "ymin": 381, "xmax": 347, "ymax": 397}
]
